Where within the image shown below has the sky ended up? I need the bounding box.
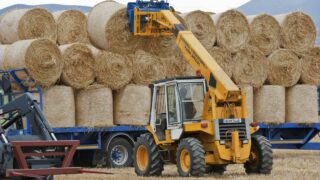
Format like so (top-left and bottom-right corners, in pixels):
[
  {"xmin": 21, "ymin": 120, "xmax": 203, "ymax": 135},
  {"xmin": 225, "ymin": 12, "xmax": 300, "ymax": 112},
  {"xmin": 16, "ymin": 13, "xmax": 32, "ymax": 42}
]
[{"xmin": 0, "ymin": 0, "xmax": 250, "ymax": 13}]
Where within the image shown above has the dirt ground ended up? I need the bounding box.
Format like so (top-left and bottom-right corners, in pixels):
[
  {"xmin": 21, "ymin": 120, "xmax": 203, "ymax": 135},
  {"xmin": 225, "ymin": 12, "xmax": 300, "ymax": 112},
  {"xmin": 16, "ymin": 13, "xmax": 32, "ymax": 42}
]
[{"xmin": 56, "ymin": 149, "xmax": 320, "ymax": 180}]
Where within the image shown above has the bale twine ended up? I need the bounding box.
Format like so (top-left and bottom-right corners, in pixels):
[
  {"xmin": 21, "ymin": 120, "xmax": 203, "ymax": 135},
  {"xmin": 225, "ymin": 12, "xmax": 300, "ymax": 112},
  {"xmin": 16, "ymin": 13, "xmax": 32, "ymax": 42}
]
[
  {"xmin": 232, "ymin": 46, "xmax": 269, "ymax": 87},
  {"xmin": 76, "ymin": 85, "xmax": 113, "ymax": 127},
  {"xmin": 87, "ymin": 1, "xmax": 144, "ymax": 54},
  {"xmin": 300, "ymin": 47, "xmax": 320, "ymax": 85},
  {"xmin": 267, "ymin": 49, "xmax": 302, "ymax": 87},
  {"xmin": 286, "ymin": 85, "xmax": 318, "ymax": 123},
  {"xmin": 95, "ymin": 51, "xmax": 132, "ymax": 90},
  {"xmin": 59, "ymin": 43, "xmax": 95, "ymax": 89},
  {"xmin": 181, "ymin": 10, "xmax": 216, "ymax": 49},
  {"xmin": 132, "ymin": 50, "xmax": 165, "ymax": 85},
  {"xmin": 160, "ymin": 55, "xmax": 188, "ymax": 78},
  {"xmin": 208, "ymin": 47, "xmax": 233, "ymax": 77},
  {"xmin": 0, "ymin": 8, "xmax": 57, "ymax": 44},
  {"xmin": 43, "ymin": 86, "xmax": 75, "ymax": 127},
  {"xmin": 247, "ymin": 14, "xmax": 281, "ymax": 56},
  {"xmin": 254, "ymin": 85, "xmax": 285, "ymax": 123},
  {"xmin": 4, "ymin": 39, "xmax": 62, "ymax": 87},
  {"xmin": 53, "ymin": 10, "xmax": 89, "ymax": 45},
  {"xmin": 238, "ymin": 85, "xmax": 253, "ymax": 123},
  {"xmin": 114, "ymin": 84, "xmax": 151, "ymax": 126},
  {"xmin": 0, "ymin": 45, "xmax": 7, "ymax": 70},
  {"xmin": 275, "ymin": 12, "xmax": 316, "ymax": 52},
  {"xmin": 212, "ymin": 10, "xmax": 249, "ymax": 53}
]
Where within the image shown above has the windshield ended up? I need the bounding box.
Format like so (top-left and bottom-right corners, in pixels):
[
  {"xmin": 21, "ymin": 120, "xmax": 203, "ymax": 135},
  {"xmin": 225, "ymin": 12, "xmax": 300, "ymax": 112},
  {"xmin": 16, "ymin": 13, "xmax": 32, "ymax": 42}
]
[{"xmin": 178, "ymin": 82, "xmax": 204, "ymax": 121}]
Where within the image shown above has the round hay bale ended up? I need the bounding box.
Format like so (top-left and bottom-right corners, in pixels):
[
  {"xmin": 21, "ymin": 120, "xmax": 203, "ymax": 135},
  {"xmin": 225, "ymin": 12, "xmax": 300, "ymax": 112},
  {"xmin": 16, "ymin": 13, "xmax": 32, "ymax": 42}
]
[
  {"xmin": 286, "ymin": 85, "xmax": 318, "ymax": 123},
  {"xmin": 87, "ymin": 1, "xmax": 144, "ymax": 54},
  {"xmin": 4, "ymin": 39, "xmax": 62, "ymax": 87},
  {"xmin": 114, "ymin": 84, "xmax": 151, "ymax": 126},
  {"xmin": 76, "ymin": 85, "xmax": 113, "ymax": 127},
  {"xmin": 300, "ymin": 47, "xmax": 320, "ymax": 85},
  {"xmin": 43, "ymin": 86, "xmax": 75, "ymax": 127},
  {"xmin": 212, "ymin": 10, "xmax": 249, "ymax": 53},
  {"xmin": 132, "ymin": 50, "xmax": 165, "ymax": 85},
  {"xmin": 95, "ymin": 51, "xmax": 132, "ymax": 90},
  {"xmin": 208, "ymin": 47, "xmax": 233, "ymax": 77},
  {"xmin": 59, "ymin": 43, "xmax": 95, "ymax": 89},
  {"xmin": 247, "ymin": 14, "xmax": 281, "ymax": 56},
  {"xmin": 53, "ymin": 10, "xmax": 89, "ymax": 45},
  {"xmin": 232, "ymin": 46, "xmax": 269, "ymax": 87},
  {"xmin": 267, "ymin": 49, "xmax": 302, "ymax": 87},
  {"xmin": 275, "ymin": 12, "xmax": 316, "ymax": 52},
  {"xmin": 181, "ymin": 10, "xmax": 216, "ymax": 49},
  {"xmin": 0, "ymin": 45, "xmax": 7, "ymax": 70},
  {"xmin": 254, "ymin": 85, "xmax": 285, "ymax": 123},
  {"xmin": 0, "ymin": 8, "xmax": 57, "ymax": 44},
  {"xmin": 238, "ymin": 85, "xmax": 253, "ymax": 123},
  {"xmin": 160, "ymin": 54, "xmax": 188, "ymax": 78}
]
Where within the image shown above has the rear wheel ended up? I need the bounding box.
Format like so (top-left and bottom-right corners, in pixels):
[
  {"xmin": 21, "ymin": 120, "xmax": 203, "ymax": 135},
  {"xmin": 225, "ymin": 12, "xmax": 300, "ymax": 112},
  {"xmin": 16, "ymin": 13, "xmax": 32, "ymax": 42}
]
[
  {"xmin": 107, "ymin": 137, "xmax": 133, "ymax": 168},
  {"xmin": 176, "ymin": 138, "xmax": 205, "ymax": 177},
  {"xmin": 206, "ymin": 165, "xmax": 227, "ymax": 175},
  {"xmin": 244, "ymin": 135, "xmax": 273, "ymax": 174},
  {"xmin": 133, "ymin": 133, "xmax": 163, "ymax": 176}
]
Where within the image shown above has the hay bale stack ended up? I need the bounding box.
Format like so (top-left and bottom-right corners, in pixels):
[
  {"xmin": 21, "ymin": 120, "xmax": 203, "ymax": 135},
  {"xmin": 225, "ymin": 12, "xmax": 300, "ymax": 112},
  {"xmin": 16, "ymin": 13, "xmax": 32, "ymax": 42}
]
[
  {"xmin": 53, "ymin": 10, "xmax": 89, "ymax": 45},
  {"xmin": 300, "ymin": 47, "xmax": 320, "ymax": 85},
  {"xmin": 95, "ymin": 51, "xmax": 132, "ymax": 90},
  {"xmin": 87, "ymin": 1, "xmax": 144, "ymax": 54},
  {"xmin": 160, "ymin": 55, "xmax": 188, "ymax": 78},
  {"xmin": 212, "ymin": 10, "xmax": 249, "ymax": 53},
  {"xmin": 132, "ymin": 50, "xmax": 165, "ymax": 85},
  {"xmin": 275, "ymin": 12, "xmax": 316, "ymax": 52},
  {"xmin": 254, "ymin": 85, "xmax": 285, "ymax": 123},
  {"xmin": 4, "ymin": 39, "xmax": 62, "ymax": 87},
  {"xmin": 0, "ymin": 45, "xmax": 7, "ymax": 70},
  {"xmin": 43, "ymin": 86, "xmax": 75, "ymax": 127},
  {"xmin": 239, "ymin": 85, "xmax": 253, "ymax": 123},
  {"xmin": 114, "ymin": 84, "xmax": 151, "ymax": 125},
  {"xmin": 76, "ymin": 85, "xmax": 113, "ymax": 127},
  {"xmin": 181, "ymin": 10, "xmax": 216, "ymax": 49},
  {"xmin": 247, "ymin": 14, "xmax": 281, "ymax": 56},
  {"xmin": 267, "ymin": 49, "xmax": 302, "ymax": 87},
  {"xmin": 208, "ymin": 47, "xmax": 233, "ymax": 77},
  {"xmin": 286, "ymin": 85, "xmax": 318, "ymax": 123},
  {"xmin": 232, "ymin": 46, "xmax": 269, "ymax": 87},
  {"xmin": 59, "ymin": 43, "xmax": 95, "ymax": 89},
  {"xmin": 0, "ymin": 8, "xmax": 57, "ymax": 44}
]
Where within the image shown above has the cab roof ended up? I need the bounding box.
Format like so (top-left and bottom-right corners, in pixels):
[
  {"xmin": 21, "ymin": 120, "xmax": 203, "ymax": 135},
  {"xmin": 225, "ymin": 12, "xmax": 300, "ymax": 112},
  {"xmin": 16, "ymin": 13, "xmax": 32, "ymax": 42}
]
[{"xmin": 152, "ymin": 76, "xmax": 204, "ymax": 85}]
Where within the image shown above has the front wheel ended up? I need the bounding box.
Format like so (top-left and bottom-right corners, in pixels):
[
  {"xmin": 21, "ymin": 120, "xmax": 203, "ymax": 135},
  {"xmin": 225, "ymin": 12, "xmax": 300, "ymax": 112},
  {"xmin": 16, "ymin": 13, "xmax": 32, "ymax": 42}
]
[{"xmin": 244, "ymin": 135, "xmax": 273, "ymax": 174}]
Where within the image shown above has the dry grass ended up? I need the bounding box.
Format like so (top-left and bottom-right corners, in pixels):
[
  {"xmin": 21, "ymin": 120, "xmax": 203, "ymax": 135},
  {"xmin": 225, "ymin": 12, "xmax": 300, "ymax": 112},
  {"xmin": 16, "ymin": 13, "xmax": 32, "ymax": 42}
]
[{"xmin": 56, "ymin": 150, "xmax": 320, "ymax": 180}]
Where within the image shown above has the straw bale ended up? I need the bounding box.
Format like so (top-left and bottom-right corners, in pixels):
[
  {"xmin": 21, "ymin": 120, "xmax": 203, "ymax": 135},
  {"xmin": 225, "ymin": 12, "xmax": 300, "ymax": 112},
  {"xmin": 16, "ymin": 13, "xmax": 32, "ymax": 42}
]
[
  {"xmin": 267, "ymin": 49, "xmax": 302, "ymax": 87},
  {"xmin": 76, "ymin": 85, "xmax": 113, "ymax": 127},
  {"xmin": 286, "ymin": 85, "xmax": 318, "ymax": 123},
  {"xmin": 160, "ymin": 54, "xmax": 188, "ymax": 78},
  {"xmin": 0, "ymin": 45, "xmax": 7, "ymax": 70},
  {"xmin": 53, "ymin": 10, "xmax": 89, "ymax": 45},
  {"xmin": 300, "ymin": 47, "xmax": 320, "ymax": 85},
  {"xmin": 42, "ymin": 86, "xmax": 75, "ymax": 127},
  {"xmin": 238, "ymin": 85, "xmax": 253, "ymax": 123},
  {"xmin": 0, "ymin": 8, "xmax": 57, "ymax": 44},
  {"xmin": 208, "ymin": 47, "xmax": 233, "ymax": 77},
  {"xmin": 59, "ymin": 43, "xmax": 95, "ymax": 89},
  {"xmin": 114, "ymin": 84, "xmax": 151, "ymax": 125},
  {"xmin": 254, "ymin": 85, "xmax": 285, "ymax": 123}
]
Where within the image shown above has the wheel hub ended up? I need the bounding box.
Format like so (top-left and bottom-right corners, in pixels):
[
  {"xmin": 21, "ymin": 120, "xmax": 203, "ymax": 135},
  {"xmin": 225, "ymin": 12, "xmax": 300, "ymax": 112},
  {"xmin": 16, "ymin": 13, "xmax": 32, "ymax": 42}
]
[
  {"xmin": 111, "ymin": 145, "xmax": 129, "ymax": 166},
  {"xmin": 180, "ymin": 149, "xmax": 190, "ymax": 172},
  {"xmin": 136, "ymin": 145, "xmax": 148, "ymax": 171}
]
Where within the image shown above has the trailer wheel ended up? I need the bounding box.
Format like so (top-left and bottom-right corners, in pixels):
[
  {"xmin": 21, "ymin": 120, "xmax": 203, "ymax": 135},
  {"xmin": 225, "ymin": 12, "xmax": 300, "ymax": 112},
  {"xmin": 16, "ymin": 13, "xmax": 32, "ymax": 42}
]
[
  {"xmin": 107, "ymin": 137, "xmax": 133, "ymax": 168},
  {"xmin": 244, "ymin": 135, "xmax": 273, "ymax": 174}
]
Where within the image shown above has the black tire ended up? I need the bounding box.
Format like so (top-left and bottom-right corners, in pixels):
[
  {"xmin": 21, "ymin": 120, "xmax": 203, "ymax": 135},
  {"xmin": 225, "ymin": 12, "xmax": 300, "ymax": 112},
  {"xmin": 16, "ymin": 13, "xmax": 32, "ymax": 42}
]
[
  {"xmin": 244, "ymin": 135, "xmax": 273, "ymax": 174},
  {"xmin": 133, "ymin": 133, "xmax": 164, "ymax": 176},
  {"xmin": 206, "ymin": 165, "xmax": 227, "ymax": 175},
  {"xmin": 176, "ymin": 138, "xmax": 205, "ymax": 177},
  {"xmin": 107, "ymin": 137, "xmax": 133, "ymax": 168}
]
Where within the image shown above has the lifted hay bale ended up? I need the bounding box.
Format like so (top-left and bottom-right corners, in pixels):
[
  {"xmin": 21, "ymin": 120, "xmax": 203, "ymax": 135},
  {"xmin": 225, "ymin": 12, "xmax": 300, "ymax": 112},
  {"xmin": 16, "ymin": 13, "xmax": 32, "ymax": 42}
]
[
  {"xmin": 300, "ymin": 47, "xmax": 320, "ymax": 85},
  {"xmin": 208, "ymin": 47, "xmax": 233, "ymax": 77},
  {"xmin": 212, "ymin": 10, "xmax": 249, "ymax": 53},
  {"xmin": 43, "ymin": 86, "xmax": 75, "ymax": 127},
  {"xmin": 76, "ymin": 85, "xmax": 114, "ymax": 127},
  {"xmin": 232, "ymin": 46, "xmax": 268, "ymax": 87},
  {"xmin": 247, "ymin": 14, "xmax": 281, "ymax": 56},
  {"xmin": 239, "ymin": 85, "xmax": 253, "ymax": 123},
  {"xmin": 267, "ymin": 49, "xmax": 302, "ymax": 87},
  {"xmin": 95, "ymin": 51, "xmax": 132, "ymax": 90},
  {"xmin": 53, "ymin": 10, "xmax": 89, "ymax": 45},
  {"xmin": 59, "ymin": 43, "xmax": 95, "ymax": 89},
  {"xmin": 275, "ymin": 12, "xmax": 316, "ymax": 52},
  {"xmin": 254, "ymin": 85, "xmax": 285, "ymax": 123},
  {"xmin": 114, "ymin": 84, "xmax": 151, "ymax": 126},
  {"xmin": 0, "ymin": 8, "xmax": 57, "ymax": 44},
  {"xmin": 4, "ymin": 39, "xmax": 62, "ymax": 87},
  {"xmin": 286, "ymin": 85, "xmax": 318, "ymax": 123}
]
